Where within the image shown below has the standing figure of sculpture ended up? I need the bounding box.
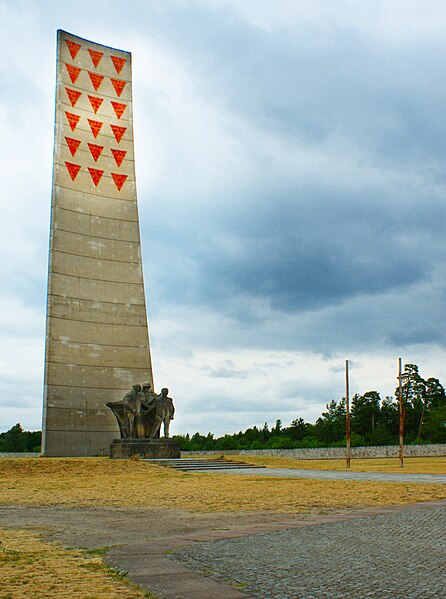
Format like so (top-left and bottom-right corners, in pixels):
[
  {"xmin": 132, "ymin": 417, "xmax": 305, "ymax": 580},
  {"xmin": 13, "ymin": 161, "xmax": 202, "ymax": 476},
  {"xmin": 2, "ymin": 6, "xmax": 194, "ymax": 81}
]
[
  {"xmin": 122, "ymin": 384, "xmax": 143, "ymax": 438},
  {"xmin": 140, "ymin": 382, "xmax": 159, "ymax": 438},
  {"xmin": 150, "ymin": 388, "xmax": 175, "ymax": 438}
]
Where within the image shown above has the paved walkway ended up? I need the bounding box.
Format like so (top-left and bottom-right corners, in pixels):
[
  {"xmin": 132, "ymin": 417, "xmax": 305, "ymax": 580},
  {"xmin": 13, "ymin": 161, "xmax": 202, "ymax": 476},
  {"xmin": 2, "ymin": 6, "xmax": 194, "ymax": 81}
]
[
  {"xmin": 171, "ymin": 503, "xmax": 446, "ymax": 598},
  {"xmin": 208, "ymin": 467, "xmax": 446, "ymax": 484}
]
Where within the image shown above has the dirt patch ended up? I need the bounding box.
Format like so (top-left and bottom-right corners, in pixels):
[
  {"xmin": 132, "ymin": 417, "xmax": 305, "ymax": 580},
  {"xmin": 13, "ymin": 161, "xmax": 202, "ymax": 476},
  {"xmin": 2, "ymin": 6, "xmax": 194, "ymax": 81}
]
[{"xmin": 0, "ymin": 504, "xmax": 309, "ymax": 550}]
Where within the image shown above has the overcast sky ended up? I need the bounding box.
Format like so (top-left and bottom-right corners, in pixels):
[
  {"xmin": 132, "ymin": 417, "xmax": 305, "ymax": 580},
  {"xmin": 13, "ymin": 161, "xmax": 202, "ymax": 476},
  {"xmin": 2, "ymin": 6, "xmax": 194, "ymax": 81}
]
[{"xmin": 1, "ymin": 0, "xmax": 446, "ymax": 436}]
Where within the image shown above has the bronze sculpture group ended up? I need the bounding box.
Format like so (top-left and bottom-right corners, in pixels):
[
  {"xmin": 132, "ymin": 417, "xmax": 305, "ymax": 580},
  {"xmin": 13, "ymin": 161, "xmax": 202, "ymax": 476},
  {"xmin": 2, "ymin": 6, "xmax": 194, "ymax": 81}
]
[{"xmin": 107, "ymin": 384, "xmax": 175, "ymax": 440}]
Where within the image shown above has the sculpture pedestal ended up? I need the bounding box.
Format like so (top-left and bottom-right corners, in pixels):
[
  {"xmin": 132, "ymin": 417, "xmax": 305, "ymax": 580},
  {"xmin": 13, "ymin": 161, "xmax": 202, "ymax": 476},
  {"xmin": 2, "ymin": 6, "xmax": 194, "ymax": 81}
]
[{"xmin": 110, "ymin": 438, "xmax": 180, "ymax": 459}]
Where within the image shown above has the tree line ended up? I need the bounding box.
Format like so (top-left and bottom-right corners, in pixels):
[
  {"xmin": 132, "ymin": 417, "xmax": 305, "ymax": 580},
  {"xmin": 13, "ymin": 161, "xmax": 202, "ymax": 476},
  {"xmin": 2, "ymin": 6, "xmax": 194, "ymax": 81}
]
[
  {"xmin": 0, "ymin": 423, "xmax": 41, "ymax": 452},
  {"xmin": 175, "ymin": 363, "xmax": 446, "ymax": 451},
  {"xmin": 1, "ymin": 363, "xmax": 445, "ymax": 453}
]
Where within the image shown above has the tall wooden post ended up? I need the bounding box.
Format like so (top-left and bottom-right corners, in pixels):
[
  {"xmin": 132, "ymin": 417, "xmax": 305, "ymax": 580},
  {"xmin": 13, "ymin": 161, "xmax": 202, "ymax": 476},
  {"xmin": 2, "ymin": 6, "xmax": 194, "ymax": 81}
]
[
  {"xmin": 398, "ymin": 358, "xmax": 404, "ymax": 468},
  {"xmin": 345, "ymin": 359, "xmax": 351, "ymax": 468}
]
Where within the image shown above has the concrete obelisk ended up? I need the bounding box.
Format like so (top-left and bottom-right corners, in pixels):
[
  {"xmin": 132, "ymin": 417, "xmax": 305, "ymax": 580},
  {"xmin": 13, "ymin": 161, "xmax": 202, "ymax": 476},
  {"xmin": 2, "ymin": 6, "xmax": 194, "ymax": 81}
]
[{"xmin": 42, "ymin": 30, "xmax": 153, "ymax": 456}]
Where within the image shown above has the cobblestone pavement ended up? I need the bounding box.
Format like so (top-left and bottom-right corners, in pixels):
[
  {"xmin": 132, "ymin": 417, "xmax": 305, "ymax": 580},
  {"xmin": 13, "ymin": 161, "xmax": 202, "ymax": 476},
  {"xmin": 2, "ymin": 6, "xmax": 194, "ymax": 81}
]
[
  {"xmin": 171, "ymin": 505, "xmax": 446, "ymax": 598},
  {"xmin": 209, "ymin": 467, "xmax": 446, "ymax": 484}
]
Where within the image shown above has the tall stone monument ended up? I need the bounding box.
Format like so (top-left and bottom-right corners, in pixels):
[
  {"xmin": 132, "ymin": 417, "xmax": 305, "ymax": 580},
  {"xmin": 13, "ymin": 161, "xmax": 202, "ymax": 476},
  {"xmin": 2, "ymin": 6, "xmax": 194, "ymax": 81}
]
[{"xmin": 42, "ymin": 30, "xmax": 153, "ymax": 456}]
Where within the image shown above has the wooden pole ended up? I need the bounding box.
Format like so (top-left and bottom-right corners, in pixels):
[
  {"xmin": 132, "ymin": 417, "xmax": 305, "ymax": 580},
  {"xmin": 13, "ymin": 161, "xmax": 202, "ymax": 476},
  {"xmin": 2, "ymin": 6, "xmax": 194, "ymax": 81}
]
[
  {"xmin": 346, "ymin": 359, "xmax": 351, "ymax": 468},
  {"xmin": 398, "ymin": 357, "xmax": 404, "ymax": 468}
]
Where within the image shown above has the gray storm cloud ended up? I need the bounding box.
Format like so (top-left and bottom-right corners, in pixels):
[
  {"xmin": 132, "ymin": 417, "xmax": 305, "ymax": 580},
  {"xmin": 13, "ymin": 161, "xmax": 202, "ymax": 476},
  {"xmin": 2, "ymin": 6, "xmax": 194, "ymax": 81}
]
[{"xmin": 1, "ymin": 0, "xmax": 446, "ymax": 433}]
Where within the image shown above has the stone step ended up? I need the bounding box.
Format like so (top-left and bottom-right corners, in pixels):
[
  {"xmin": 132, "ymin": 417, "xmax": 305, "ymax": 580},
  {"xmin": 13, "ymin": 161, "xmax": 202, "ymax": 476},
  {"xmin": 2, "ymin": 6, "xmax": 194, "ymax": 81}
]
[
  {"xmin": 153, "ymin": 464, "xmax": 266, "ymax": 471},
  {"xmin": 145, "ymin": 458, "xmax": 265, "ymax": 471},
  {"xmin": 153, "ymin": 460, "xmax": 250, "ymax": 466}
]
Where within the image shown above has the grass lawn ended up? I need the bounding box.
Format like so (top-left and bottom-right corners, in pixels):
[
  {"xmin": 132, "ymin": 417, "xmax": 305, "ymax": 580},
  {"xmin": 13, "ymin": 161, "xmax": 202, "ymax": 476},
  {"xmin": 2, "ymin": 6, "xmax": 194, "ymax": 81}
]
[
  {"xmin": 0, "ymin": 457, "xmax": 445, "ymax": 512},
  {"xmin": 0, "ymin": 527, "xmax": 152, "ymax": 599}
]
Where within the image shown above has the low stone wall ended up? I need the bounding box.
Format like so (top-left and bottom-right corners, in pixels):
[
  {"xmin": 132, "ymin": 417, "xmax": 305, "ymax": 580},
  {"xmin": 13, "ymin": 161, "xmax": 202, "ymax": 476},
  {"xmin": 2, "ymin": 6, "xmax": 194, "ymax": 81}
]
[
  {"xmin": 1, "ymin": 445, "xmax": 444, "ymax": 460},
  {"xmin": 0, "ymin": 452, "xmax": 40, "ymax": 458},
  {"xmin": 182, "ymin": 444, "xmax": 446, "ymax": 460}
]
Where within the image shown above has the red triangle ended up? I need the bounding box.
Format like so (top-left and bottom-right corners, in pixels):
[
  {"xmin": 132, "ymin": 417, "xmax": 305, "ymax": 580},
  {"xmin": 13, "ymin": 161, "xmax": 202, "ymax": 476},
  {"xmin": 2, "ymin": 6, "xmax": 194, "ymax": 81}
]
[
  {"xmin": 65, "ymin": 111, "xmax": 80, "ymax": 131},
  {"xmin": 65, "ymin": 137, "xmax": 81, "ymax": 156},
  {"xmin": 88, "ymin": 48, "xmax": 103, "ymax": 68},
  {"xmin": 110, "ymin": 124, "xmax": 126, "ymax": 143},
  {"xmin": 88, "ymin": 167, "xmax": 104, "ymax": 187},
  {"xmin": 88, "ymin": 95, "xmax": 103, "ymax": 114},
  {"xmin": 65, "ymin": 63, "xmax": 81, "ymax": 84},
  {"xmin": 111, "ymin": 101, "xmax": 127, "ymax": 119},
  {"xmin": 87, "ymin": 143, "xmax": 104, "ymax": 162},
  {"xmin": 111, "ymin": 172, "xmax": 128, "ymax": 191},
  {"xmin": 111, "ymin": 148, "xmax": 127, "ymax": 167},
  {"xmin": 87, "ymin": 119, "xmax": 103, "ymax": 138},
  {"xmin": 111, "ymin": 55, "xmax": 126, "ymax": 74},
  {"xmin": 65, "ymin": 39, "xmax": 81, "ymax": 59},
  {"xmin": 65, "ymin": 87, "xmax": 81, "ymax": 107},
  {"xmin": 110, "ymin": 78, "xmax": 127, "ymax": 97},
  {"xmin": 88, "ymin": 72, "xmax": 104, "ymax": 91},
  {"xmin": 65, "ymin": 161, "xmax": 81, "ymax": 181}
]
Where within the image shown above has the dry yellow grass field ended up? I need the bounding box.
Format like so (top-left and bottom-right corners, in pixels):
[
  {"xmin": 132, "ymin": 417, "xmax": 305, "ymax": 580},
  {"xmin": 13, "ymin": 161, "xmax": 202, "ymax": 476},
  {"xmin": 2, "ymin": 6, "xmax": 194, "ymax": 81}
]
[
  {"xmin": 1, "ymin": 457, "xmax": 445, "ymax": 598},
  {"xmin": 221, "ymin": 454, "xmax": 446, "ymax": 474},
  {"xmin": 0, "ymin": 527, "xmax": 152, "ymax": 599},
  {"xmin": 0, "ymin": 458, "xmax": 445, "ymax": 513}
]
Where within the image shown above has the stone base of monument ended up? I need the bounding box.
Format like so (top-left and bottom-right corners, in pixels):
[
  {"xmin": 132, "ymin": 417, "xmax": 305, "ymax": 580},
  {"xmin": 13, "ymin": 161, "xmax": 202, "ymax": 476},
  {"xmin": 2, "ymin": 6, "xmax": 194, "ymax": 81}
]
[{"xmin": 110, "ymin": 438, "xmax": 180, "ymax": 459}]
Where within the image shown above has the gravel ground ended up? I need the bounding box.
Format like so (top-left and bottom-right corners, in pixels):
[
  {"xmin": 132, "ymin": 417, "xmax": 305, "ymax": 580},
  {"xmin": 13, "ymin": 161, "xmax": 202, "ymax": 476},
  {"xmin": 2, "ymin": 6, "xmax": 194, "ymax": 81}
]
[
  {"xmin": 171, "ymin": 505, "xmax": 446, "ymax": 598},
  {"xmin": 208, "ymin": 467, "xmax": 446, "ymax": 484}
]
